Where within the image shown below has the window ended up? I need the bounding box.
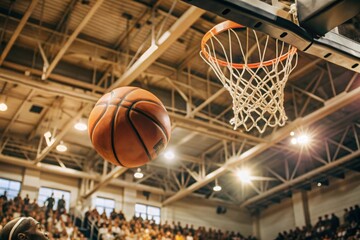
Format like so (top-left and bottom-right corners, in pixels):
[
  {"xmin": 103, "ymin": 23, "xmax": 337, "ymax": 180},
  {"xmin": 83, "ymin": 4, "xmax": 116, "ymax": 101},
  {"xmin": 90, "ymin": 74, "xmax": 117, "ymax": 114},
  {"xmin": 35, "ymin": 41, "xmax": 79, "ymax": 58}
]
[
  {"xmin": 0, "ymin": 178, "xmax": 21, "ymax": 199},
  {"xmin": 135, "ymin": 203, "xmax": 161, "ymax": 224},
  {"xmin": 38, "ymin": 187, "xmax": 70, "ymax": 212},
  {"xmin": 95, "ymin": 197, "xmax": 115, "ymax": 217}
]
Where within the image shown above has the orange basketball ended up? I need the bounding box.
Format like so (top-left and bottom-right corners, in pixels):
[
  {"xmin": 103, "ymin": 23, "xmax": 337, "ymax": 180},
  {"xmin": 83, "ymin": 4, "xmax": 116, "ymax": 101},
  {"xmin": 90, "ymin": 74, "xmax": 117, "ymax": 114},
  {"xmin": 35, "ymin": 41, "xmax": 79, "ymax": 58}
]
[{"xmin": 88, "ymin": 87, "xmax": 171, "ymax": 168}]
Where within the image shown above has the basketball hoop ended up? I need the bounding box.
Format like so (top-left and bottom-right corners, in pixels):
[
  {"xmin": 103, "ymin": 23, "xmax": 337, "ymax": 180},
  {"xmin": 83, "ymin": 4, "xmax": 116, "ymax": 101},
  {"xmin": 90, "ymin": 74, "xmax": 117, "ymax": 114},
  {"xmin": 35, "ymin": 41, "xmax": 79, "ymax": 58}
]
[{"xmin": 201, "ymin": 21, "xmax": 298, "ymax": 133}]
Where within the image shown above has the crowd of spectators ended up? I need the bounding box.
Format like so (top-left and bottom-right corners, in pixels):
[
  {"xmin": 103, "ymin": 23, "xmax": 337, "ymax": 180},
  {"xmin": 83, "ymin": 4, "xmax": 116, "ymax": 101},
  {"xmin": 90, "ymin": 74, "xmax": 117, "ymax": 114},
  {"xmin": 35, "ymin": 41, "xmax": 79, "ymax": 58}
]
[
  {"xmin": 83, "ymin": 207, "xmax": 256, "ymax": 240},
  {"xmin": 275, "ymin": 204, "xmax": 360, "ymax": 240},
  {"xmin": 0, "ymin": 191, "xmax": 86, "ymax": 240},
  {"xmin": 0, "ymin": 191, "xmax": 255, "ymax": 240}
]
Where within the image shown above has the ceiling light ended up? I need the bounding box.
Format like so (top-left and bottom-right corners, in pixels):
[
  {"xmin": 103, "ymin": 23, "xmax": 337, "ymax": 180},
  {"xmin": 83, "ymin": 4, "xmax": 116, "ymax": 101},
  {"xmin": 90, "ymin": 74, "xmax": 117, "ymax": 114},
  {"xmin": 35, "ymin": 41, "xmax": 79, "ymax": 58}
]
[
  {"xmin": 290, "ymin": 131, "xmax": 295, "ymax": 136},
  {"xmin": 134, "ymin": 168, "xmax": 144, "ymax": 179},
  {"xmin": 0, "ymin": 96, "xmax": 8, "ymax": 112},
  {"xmin": 236, "ymin": 169, "xmax": 252, "ymax": 183},
  {"xmin": 291, "ymin": 138, "xmax": 297, "ymax": 145},
  {"xmin": 0, "ymin": 103, "xmax": 8, "ymax": 111},
  {"xmin": 74, "ymin": 122, "xmax": 87, "ymax": 131},
  {"xmin": 297, "ymin": 134, "xmax": 310, "ymax": 145},
  {"xmin": 164, "ymin": 150, "xmax": 175, "ymax": 160},
  {"xmin": 317, "ymin": 182, "xmax": 322, "ymax": 187},
  {"xmin": 56, "ymin": 141, "xmax": 67, "ymax": 152},
  {"xmin": 213, "ymin": 185, "xmax": 222, "ymax": 192}
]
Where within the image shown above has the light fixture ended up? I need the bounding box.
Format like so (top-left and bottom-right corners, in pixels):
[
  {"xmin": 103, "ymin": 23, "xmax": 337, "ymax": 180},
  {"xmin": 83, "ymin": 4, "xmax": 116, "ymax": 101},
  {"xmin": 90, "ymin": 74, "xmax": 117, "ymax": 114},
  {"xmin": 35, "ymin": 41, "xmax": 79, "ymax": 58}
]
[
  {"xmin": 291, "ymin": 138, "xmax": 298, "ymax": 145},
  {"xmin": 236, "ymin": 168, "xmax": 252, "ymax": 183},
  {"xmin": 297, "ymin": 134, "xmax": 310, "ymax": 145},
  {"xmin": 134, "ymin": 168, "xmax": 144, "ymax": 179},
  {"xmin": 317, "ymin": 182, "xmax": 322, "ymax": 187},
  {"xmin": 213, "ymin": 185, "xmax": 222, "ymax": 191},
  {"xmin": 290, "ymin": 131, "xmax": 311, "ymax": 146},
  {"xmin": 56, "ymin": 141, "xmax": 67, "ymax": 152},
  {"xmin": 44, "ymin": 131, "xmax": 52, "ymax": 138},
  {"xmin": 44, "ymin": 131, "xmax": 55, "ymax": 146},
  {"xmin": 164, "ymin": 150, "xmax": 175, "ymax": 160},
  {"xmin": 74, "ymin": 121, "xmax": 87, "ymax": 131},
  {"xmin": 213, "ymin": 179, "xmax": 222, "ymax": 192},
  {"xmin": 0, "ymin": 96, "xmax": 8, "ymax": 112}
]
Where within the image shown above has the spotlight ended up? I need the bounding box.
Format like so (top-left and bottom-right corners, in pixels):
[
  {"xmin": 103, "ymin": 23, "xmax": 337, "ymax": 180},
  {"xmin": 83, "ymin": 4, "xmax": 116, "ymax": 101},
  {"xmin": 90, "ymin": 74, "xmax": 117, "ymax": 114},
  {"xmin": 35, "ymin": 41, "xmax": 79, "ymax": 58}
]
[
  {"xmin": 0, "ymin": 96, "xmax": 8, "ymax": 112},
  {"xmin": 297, "ymin": 134, "xmax": 310, "ymax": 145},
  {"xmin": 290, "ymin": 131, "xmax": 295, "ymax": 136},
  {"xmin": 291, "ymin": 138, "xmax": 298, "ymax": 145},
  {"xmin": 56, "ymin": 141, "xmax": 67, "ymax": 152},
  {"xmin": 236, "ymin": 169, "xmax": 252, "ymax": 183},
  {"xmin": 317, "ymin": 182, "xmax": 322, "ymax": 187},
  {"xmin": 134, "ymin": 168, "xmax": 144, "ymax": 179},
  {"xmin": 213, "ymin": 185, "xmax": 222, "ymax": 192},
  {"xmin": 0, "ymin": 103, "xmax": 7, "ymax": 111},
  {"xmin": 164, "ymin": 150, "xmax": 175, "ymax": 160},
  {"xmin": 74, "ymin": 121, "xmax": 87, "ymax": 131}
]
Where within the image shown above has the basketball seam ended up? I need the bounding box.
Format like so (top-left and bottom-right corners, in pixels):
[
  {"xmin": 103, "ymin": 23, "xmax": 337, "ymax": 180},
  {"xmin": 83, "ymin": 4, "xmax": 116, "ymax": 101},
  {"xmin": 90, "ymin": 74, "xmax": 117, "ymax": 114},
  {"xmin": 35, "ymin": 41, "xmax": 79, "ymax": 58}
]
[
  {"xmin": 90, "ymin": 103, "xmax": 109, "ymax": 144},
  {"xmin": 131, "ymin": 103, "xmax": 169, "ymax": 143},
  {"xmin": 96, "ymin": 102, "xmax": 169, "ymax": 141},
  {"xmin": 111, "ymin": 88, "xmax": 139, "ymax": 166},
  {"xmin": 127, "ymin": 103, "xmax": 153, "ymax": 163},
  {"xmin": 95, "ymin": 98, "xmax": 164, "ymax": 108}
]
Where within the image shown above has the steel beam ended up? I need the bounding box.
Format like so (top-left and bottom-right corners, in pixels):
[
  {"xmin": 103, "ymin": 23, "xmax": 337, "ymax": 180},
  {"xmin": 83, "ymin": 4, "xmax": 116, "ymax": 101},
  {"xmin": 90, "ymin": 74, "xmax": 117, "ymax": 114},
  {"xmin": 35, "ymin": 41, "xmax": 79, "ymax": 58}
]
[
  {"xmin": 33, "ymin": 103, "xmax": 89, "ymax": 164},
  {"xmin": 44, "ymin": 0, "xmax": 105, "ymax": 79},
  {"xmin": 186, "ymin": 88, "xmax": 227, "ymax": 117},
  {"xmin": 0, "ymin": 68, "xmax": 100, "ymax": 103},
  {"xmin": 82, "ymin": 166, "xmax": 128, "ymax": 199},
  {"xmin": 0, "ymin": 0, "xmax": 39, "ymax": 65},
  {"xmin": 0, "ymin": 69, "xmax": 256, "ymax": 143},
  {"xmin": 0, "ymin": 154, "xmax": 167, "ymax": 195},
  {"xmin": 27, "ymin": 97, "xmax": 63, "ymax": 141},
  {"xmin": 162, "ymin": 84, "xmax": 360, "ymax": 205},
  {"xmin": 108, "ymin": 6, "xmax": 205, "ymax": 89},
  {"xmin": 0, "ymin": 89, "xmax": 34, "ymax": 143},
  {"xmin": 241, "ymin": 149, "xmax": 360, "ymax": 208}
]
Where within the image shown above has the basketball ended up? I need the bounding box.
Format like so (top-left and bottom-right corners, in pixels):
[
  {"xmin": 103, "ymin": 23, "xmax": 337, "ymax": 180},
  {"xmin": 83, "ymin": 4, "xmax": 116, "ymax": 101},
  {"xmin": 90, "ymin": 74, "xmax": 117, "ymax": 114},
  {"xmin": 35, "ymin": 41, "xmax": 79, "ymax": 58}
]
[{"xmin": 88, "ymin": 87, "xmax": 171, "ymax": 168}]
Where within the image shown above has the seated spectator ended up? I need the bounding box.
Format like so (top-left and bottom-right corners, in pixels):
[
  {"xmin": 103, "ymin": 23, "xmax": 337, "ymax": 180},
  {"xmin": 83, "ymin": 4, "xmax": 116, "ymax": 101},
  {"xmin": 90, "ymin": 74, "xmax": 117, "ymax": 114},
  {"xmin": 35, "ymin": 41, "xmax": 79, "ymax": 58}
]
[{"xmin": 0, "ymin": 191, "xmax": 8, "ymax": 201}]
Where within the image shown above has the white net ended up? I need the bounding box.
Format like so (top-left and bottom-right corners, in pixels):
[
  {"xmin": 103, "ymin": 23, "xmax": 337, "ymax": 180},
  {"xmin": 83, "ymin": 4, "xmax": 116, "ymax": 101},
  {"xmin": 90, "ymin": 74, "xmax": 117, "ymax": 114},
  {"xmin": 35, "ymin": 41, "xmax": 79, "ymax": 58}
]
[{"xmin": 200, "ymin": 22, "xmax": 298, "ymax": 133}]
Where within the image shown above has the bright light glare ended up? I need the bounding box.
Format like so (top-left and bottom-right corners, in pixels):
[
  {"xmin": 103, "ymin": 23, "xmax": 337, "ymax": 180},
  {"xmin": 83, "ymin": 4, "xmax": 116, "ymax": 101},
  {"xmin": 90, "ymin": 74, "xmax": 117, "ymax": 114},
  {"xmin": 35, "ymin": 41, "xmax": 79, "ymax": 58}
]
[
  {"xmin": 290, "ymin": 131, "xmax": 295, "ymax": 136},
  {"xmin": 236, "ymin": 169, "xmax": 252, "ymax": 183},
  {"xmin": 291, "ymin": 138, "xmax": 298, "ymax": 145},
  {"xmin": 213, "ymin": 185, "xmax": 222, "ymax": 192},
  {"xmin": 74, "ymin": 122, "xmax": 87, "ymax": 131},
  {"xmin": 56, "ymin": 142, "xmax": 67, "ymax": 152},
  {"xmin": 164, "ymin": 150, "xmax": 175, "ymax": 160},
  {"xmin": 297, "ymin": 134, "xmax": 310, "ymax": 145},
  {"xmin": 0, "ymin": 103, "xmax": 8, "ymax": 111}
]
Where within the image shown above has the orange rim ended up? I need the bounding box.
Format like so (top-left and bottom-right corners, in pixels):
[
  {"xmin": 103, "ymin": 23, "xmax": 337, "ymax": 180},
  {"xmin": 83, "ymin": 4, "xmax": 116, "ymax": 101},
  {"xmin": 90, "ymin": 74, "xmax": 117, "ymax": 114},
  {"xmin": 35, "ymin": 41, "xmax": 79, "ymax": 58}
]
[{"xmin": 201, "ymin": 20, "xmax": 297, "ymax": 69}]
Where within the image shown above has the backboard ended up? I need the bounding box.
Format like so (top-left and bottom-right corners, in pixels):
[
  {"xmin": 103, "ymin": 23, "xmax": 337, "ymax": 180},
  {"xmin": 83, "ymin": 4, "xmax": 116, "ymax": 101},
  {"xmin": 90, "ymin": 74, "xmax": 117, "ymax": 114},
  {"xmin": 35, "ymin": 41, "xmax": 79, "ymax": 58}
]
[{"xmin": 182, "ymin": 0, "xmax": 360, "ymax": 73}]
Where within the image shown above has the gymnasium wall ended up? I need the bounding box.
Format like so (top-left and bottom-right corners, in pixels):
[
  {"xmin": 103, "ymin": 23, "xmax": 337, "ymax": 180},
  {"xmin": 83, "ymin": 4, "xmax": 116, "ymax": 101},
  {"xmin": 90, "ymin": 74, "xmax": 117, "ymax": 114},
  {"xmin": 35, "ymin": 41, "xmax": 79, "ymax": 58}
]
[
  {"xmin": 257, "ymin": 171, "xmax": 360, "ymax": 240},
  {"xmin": 162, "ymin": 198, "xmax": 253, "ymax": 236},
  {"xmin": 307, "ymin": 172, "xmax": 360, "ymax": 224},
  {"xmin": 259, "ymin": 197, "xmax": 295, "ymax": 240},
  {"xmin": 0, "ymin": 163, "xmax": 252, "ymax": 234}
]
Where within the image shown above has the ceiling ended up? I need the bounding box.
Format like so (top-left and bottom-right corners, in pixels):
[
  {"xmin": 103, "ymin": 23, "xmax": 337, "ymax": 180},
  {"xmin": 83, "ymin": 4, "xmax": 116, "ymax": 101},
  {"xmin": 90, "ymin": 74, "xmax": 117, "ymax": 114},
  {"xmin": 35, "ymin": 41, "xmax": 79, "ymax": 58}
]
[{"xmin": 0, "ymin": 0, "xmax": 359, "ymax": 213}]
